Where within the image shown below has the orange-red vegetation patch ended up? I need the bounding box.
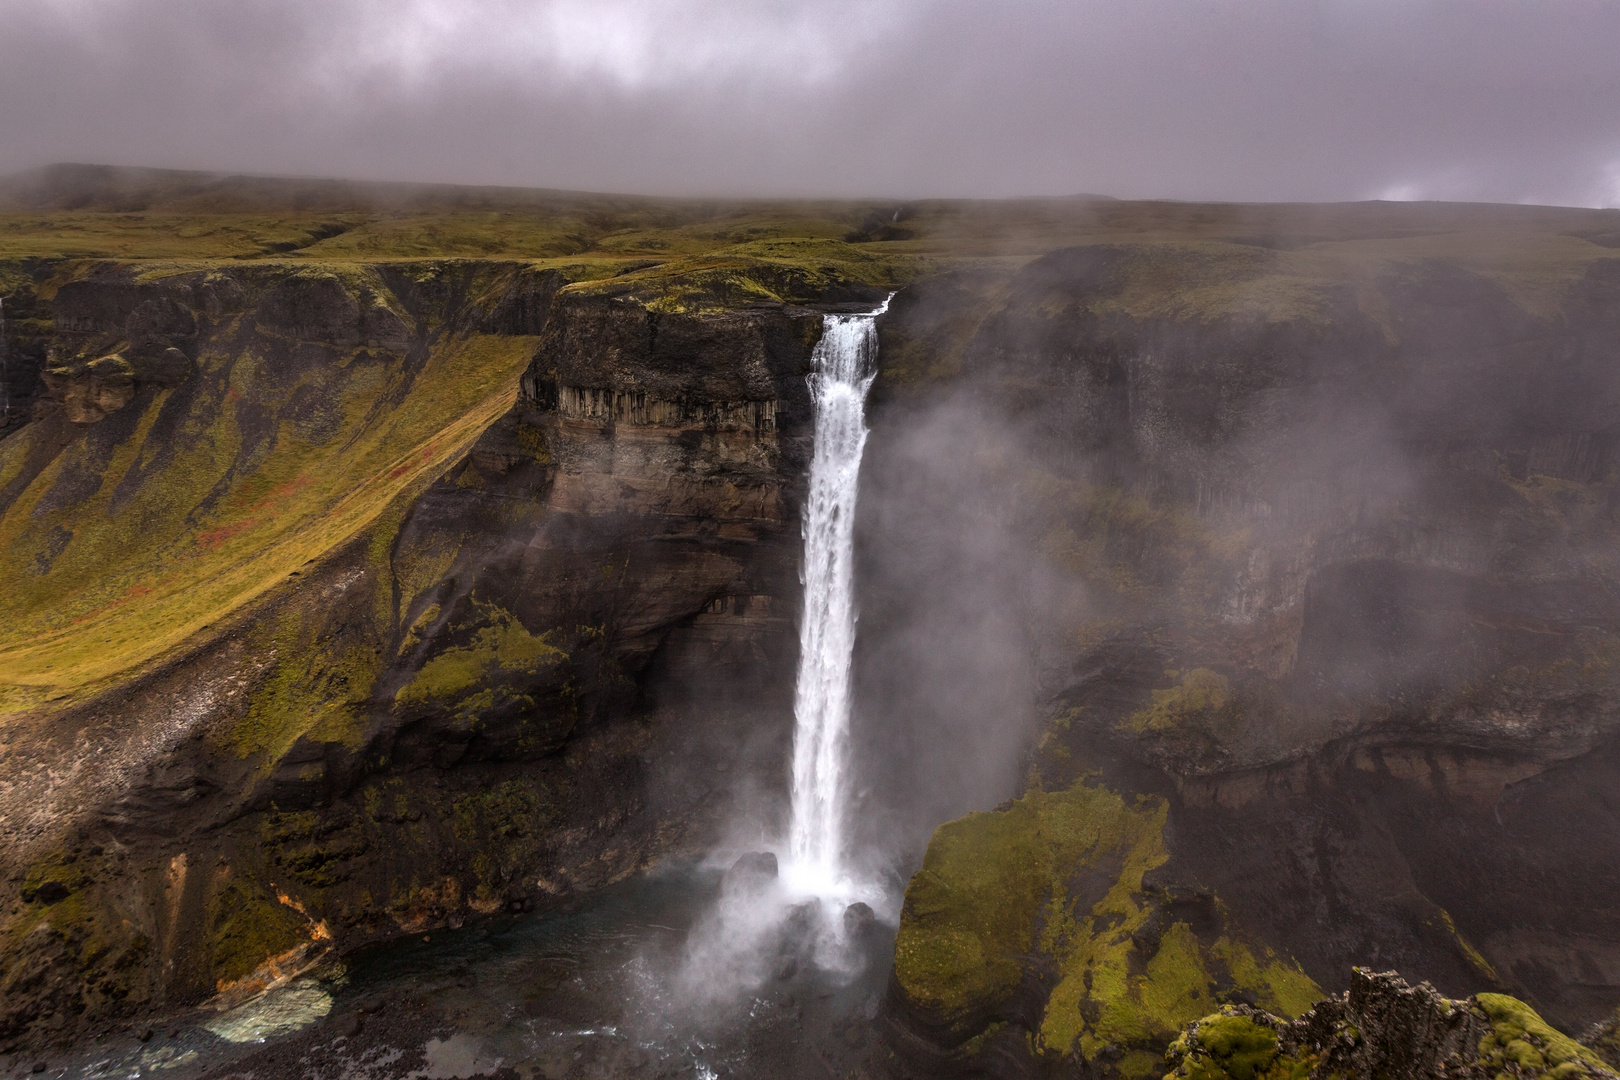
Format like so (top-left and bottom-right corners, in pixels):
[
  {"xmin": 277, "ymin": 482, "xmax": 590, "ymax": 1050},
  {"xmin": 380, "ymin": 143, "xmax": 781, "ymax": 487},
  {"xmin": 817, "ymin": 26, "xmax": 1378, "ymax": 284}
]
[{"xmin": 196, "ymin": 520, "xmax": 256, "ymax": 550}]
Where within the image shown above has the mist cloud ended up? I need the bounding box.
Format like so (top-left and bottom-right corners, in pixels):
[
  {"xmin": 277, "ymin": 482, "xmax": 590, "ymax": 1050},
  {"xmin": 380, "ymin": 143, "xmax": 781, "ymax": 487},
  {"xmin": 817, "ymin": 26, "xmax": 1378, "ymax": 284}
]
[{"xmin": 2, "ymin": 0, "xmax": 1618, "ymax": 204}]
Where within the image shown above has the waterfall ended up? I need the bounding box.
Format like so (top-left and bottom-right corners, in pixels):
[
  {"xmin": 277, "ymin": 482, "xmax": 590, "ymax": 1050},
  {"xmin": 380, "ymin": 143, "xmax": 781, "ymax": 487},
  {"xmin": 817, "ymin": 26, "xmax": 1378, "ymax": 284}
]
[{"xmin": 787, "ymin": 299, "xmax": 890, "ymax": 884}]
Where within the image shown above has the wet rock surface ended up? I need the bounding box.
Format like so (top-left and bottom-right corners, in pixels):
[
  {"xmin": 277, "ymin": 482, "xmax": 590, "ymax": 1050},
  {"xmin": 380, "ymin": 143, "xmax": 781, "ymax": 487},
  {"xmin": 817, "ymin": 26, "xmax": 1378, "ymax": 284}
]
[
  {"xmin": 724, "ymin": 852, "xmax": 781, "ymax": 894},
  {"xmin": 871, "ymin": 245, "xmax": 1620, "ymax": 1071},
  {"xmin": 0, "ymin": 260, "xmax": 827, "ymax": 1051},
  {"xmin": 1164, "ymin": 969, "xmax": 1619, "ymax": 1080},
  {"xmin": 0, "ymin": 870, "xmax": 899, "ymax": 1080}
]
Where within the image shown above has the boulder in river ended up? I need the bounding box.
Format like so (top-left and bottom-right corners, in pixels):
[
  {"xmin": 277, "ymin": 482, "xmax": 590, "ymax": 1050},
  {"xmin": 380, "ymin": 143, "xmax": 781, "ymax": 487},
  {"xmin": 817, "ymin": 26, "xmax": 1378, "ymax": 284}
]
[
  {"xmin": 842, "ymin": 902, "xmax": 875, "ymax": 938},
  {"xmin": 722, "ymin": 852, "xmax": 779, "ymax": 894}
]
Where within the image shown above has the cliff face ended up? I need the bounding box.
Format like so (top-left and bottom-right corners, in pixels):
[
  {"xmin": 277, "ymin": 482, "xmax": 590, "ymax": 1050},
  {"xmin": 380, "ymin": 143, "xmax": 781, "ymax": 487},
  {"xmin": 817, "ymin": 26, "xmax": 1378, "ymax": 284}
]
[
  {"xmin": 6, "ymin": 188, "xmax": 1620, "ymax": 1069},
  {"xmin": 0, "ymin": 260, "xmax": 825, "ymax": 1045},
  {"xmin": 874, "ymin": 242, "xmax": 1620, "ymax": 1075}
]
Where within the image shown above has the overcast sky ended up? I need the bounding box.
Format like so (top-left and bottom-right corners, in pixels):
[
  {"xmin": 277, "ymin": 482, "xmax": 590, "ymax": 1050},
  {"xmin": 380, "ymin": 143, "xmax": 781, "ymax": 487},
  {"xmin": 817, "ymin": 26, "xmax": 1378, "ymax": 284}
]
[{"xmin": 2, "ymin": 0, "xmax": 1618, "ymax": 205}]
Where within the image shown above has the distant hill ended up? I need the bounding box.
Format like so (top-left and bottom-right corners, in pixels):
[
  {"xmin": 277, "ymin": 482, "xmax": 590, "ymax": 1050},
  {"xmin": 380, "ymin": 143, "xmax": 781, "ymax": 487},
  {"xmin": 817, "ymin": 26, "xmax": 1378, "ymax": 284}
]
[{"xmin": 0, "ymin": 162, "xmax": 637, "ymax": 215}]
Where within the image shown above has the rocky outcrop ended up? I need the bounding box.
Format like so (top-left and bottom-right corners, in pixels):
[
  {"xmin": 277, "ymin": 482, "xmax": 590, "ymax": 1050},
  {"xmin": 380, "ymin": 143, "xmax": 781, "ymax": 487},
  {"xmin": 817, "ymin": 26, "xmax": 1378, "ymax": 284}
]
[
  {"xmin": 42, "ymin": 347, "xmax": 194, "ymax": 423},
  {"xmin": 1165, "ymin": 970, "xmax": 1618, "ymax": 1080}
]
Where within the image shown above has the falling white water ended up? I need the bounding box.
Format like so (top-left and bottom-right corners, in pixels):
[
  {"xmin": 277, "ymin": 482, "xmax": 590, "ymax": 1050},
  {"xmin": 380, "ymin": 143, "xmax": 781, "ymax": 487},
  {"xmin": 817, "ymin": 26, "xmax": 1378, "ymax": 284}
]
[{"xmin": 787, "ymin": 298, "xmax": 890, "ymax": 887}]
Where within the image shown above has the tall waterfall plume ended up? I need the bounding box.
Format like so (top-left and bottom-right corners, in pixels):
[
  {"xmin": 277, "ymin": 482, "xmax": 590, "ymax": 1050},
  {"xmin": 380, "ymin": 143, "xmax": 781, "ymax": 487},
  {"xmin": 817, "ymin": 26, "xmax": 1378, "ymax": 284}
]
[{"xmin": 787, "ymin": 299, "xmax": 890, "ymax": 884}]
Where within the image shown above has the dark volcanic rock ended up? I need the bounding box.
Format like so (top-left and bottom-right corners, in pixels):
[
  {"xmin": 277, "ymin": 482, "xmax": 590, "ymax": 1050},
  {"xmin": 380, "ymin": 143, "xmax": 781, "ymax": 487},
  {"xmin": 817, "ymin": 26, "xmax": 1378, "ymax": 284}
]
[
  {"xmin": 1163, "ymin": 970, "xmax": 1619, "ymax": 1080},
  {"xmin": 0, "ymin": 262, "xmax": 827, "ymax": 1050},
  {"xmin": 724, "ymin": 851, "xmax": 781, "ymax": 893},
  {"xmin": 843, "ymin": 901, "xmax": 876, "ymax": 937},
  {"xmin": 25, "ymin": 881, "xmax": 69, "ymax": 905}
]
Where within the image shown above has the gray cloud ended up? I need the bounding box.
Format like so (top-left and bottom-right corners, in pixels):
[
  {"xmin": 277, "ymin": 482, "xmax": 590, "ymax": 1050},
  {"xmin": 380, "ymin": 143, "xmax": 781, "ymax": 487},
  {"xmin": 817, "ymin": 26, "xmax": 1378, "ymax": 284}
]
[{"xmin": 1, "ymin": 0, "xmax": 1618, "ymax": 204}]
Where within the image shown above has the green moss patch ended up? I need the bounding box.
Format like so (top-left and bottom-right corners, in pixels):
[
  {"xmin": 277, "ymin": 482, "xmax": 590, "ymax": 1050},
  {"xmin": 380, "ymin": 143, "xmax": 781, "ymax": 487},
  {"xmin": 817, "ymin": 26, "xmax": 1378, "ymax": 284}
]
[
  {"xmin": 1476, "ymin": 994, "xmax": 1613, "ymax": 1079},
  {"xmin": 206, "ymin": 877, "xmax": 310, "ymax": 988},
  {"xmin": 1042, "ymin": 905, "xmax": 1318, "ymax": 1065},
  {"xmin": 232, "ymin": 608, "xmax": 383, "ymax": 763},
  {"xmin": 1123, "ymin": 669, "xmax": 1232, "ymax": 734},
  {"xmin": 394, "ymin": 602, "xmax": 565, "ymax": 723},
  {"xmin": 19, "ymin": 848, "xmax": 92, "ymax": 905},
  {"xmin": 1165, "ymin": 1011, "xmax": 1317, "ymax": 1080},
  {"xmin": 894, "ymin": 780, "xmax": 1320, "ymax": 1064}
]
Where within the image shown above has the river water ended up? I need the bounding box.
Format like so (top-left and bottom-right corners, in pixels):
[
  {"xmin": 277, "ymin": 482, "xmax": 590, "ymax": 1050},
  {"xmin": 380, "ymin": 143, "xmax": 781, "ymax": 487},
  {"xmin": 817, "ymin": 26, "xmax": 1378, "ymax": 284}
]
[{"xmin": 15, "ymin": 867, "xmax": 896, "ymax": 1080}]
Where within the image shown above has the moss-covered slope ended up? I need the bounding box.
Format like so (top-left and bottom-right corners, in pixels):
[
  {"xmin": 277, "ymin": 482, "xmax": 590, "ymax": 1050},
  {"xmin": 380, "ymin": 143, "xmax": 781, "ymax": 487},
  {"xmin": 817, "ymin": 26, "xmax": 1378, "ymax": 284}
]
[
  {"xmin": 892, "ymin": 782, "xmax": 1320, "ymax": 1078},
  {"xmin": 0, "ymin": 244, "xmax": 832, "ymax": 1048},
  {"xmin": 0, "ymin": 263, "xmax": 552, "ymax": 715}
]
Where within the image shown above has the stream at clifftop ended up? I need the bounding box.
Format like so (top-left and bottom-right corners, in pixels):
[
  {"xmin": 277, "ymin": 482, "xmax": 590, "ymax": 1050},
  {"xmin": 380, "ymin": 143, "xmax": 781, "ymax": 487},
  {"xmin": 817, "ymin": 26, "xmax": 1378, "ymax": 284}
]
[{"xmin": 4, "ymin": 865, "xmax": 898, "ymax": 1080}]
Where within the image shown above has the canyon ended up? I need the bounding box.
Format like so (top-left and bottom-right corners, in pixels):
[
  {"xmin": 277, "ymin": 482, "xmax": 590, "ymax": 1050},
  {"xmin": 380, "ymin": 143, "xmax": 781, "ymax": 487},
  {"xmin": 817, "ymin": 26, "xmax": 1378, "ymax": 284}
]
[{"xmin": 2, "ymin": 165, "xmax": 1620, "ymax": 1079}]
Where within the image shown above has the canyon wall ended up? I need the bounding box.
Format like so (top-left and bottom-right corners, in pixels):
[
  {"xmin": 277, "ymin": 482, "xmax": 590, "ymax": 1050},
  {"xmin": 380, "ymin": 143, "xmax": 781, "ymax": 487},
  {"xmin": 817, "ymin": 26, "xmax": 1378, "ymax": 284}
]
[
  {"xmin": 0, "ymin": 259, "xmax": 832, "ymax": 1045},
  {"xmin": 870, "ymin": 243, "xmax": 1620, "ymax": 1077},
  {"xmin": 4, "ymin": 218, "xmax": 1620, "ymax": 1072}
]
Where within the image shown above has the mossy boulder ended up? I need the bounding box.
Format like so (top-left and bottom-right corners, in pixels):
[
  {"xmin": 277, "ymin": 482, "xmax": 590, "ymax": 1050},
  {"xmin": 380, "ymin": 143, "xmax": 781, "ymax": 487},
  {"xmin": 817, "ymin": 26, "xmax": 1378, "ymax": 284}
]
[
  {"xmin": 894, "ymin": 782, "xmax": 1169, "ymax": 1036},
  {"xmin": 1164, "ymin": 971, "xmax": 1620, "ymax": 1080},
  {"xmin": 1165, "ymin": 1011, "xmax": 1315, "ymax": 1080},
  {"xmin": 1475, "ymin": 993, "xmax": 1615, "ymax": 1080},
  {"xmin": 891, "ymin": 780, "xmax": 1320, "ymax": 1076}
]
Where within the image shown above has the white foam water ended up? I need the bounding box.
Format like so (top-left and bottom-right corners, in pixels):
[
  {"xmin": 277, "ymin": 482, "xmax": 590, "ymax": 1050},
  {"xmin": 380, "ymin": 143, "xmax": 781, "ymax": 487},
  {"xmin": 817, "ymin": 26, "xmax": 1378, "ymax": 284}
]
[
  {"xmin": 641, "ymin": 303, "xmax": 894, "ymax": 1030},
  {"xmin": 785, "ymin": 299, "xmax": 890, "ymax": 892}
]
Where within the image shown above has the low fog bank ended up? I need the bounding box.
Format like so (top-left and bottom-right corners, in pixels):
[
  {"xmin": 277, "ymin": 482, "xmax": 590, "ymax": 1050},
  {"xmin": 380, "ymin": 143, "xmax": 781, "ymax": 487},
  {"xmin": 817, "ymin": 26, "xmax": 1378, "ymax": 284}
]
[
  {"xmin": 841, "ymin": 238, "xmax": 1620, "ymax": 868},
  {"xmin": 848, "ymin": 390, "xmax": 1085, "ymax": 862}
]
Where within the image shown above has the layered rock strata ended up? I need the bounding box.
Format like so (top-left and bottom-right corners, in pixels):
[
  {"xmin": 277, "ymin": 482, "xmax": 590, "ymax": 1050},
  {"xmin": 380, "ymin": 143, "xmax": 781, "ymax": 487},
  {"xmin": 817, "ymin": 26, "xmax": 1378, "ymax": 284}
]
[
  {"xmin": 873, "ymin": 245, "xmax": 1620, "ymax": 1075},
  {"xmin": 0, "ymin": 261, "xmax": 826, "ymax": 1046}
]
